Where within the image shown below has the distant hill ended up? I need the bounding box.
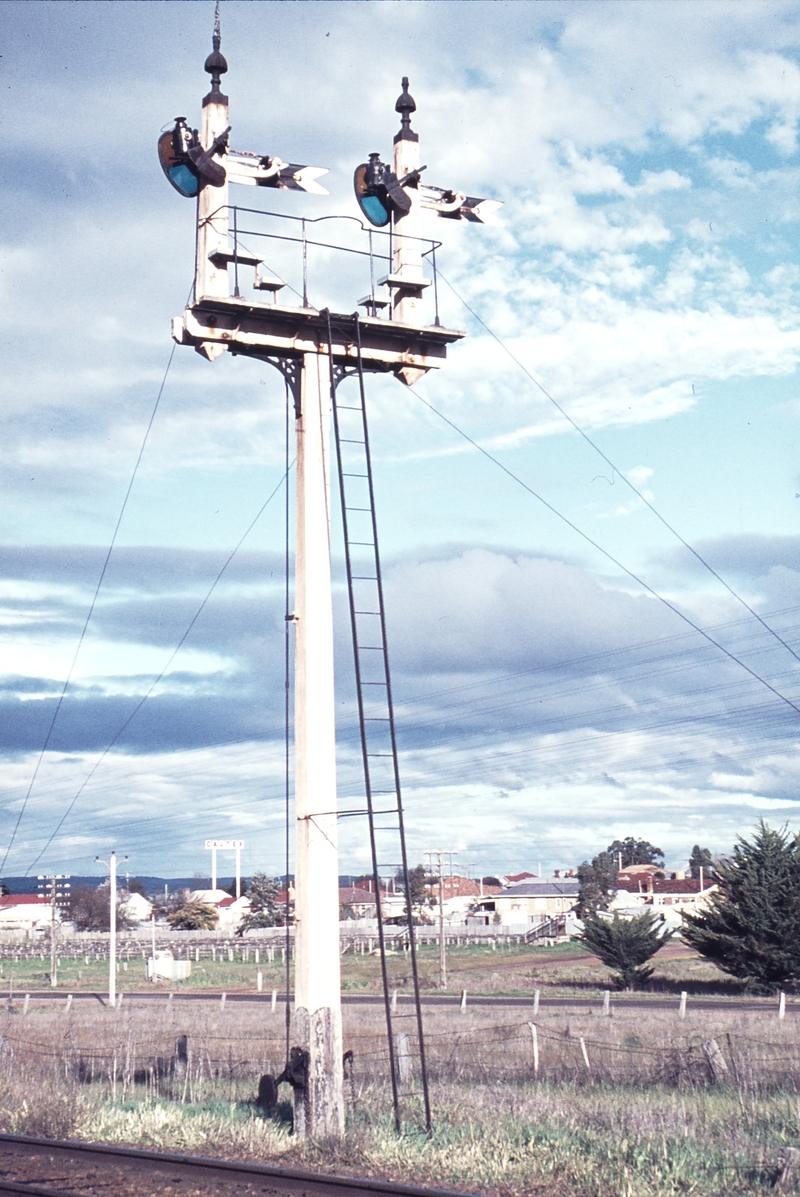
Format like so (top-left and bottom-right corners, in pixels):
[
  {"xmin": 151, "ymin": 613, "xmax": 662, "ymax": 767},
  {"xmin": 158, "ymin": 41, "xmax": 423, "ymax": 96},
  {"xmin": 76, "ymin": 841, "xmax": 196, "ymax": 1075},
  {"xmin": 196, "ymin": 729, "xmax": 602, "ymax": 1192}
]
[{"xmin": 0, "ymin": 875, "xmax": 298, "ymax": 896}]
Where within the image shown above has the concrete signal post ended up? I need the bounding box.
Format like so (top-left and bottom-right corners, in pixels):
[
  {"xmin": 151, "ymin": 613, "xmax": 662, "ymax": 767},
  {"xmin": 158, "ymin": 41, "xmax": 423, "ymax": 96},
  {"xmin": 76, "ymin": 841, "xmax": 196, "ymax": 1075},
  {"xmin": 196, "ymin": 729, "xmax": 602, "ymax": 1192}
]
[{"xmin": 165, "ymin": 13, "xmax": 498, "ymax": 1138}]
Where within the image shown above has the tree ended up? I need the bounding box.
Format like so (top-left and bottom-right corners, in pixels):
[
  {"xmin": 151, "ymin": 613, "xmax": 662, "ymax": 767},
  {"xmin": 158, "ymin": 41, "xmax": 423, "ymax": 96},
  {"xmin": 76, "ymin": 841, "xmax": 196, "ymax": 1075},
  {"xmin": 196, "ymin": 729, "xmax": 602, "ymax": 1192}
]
[
  {"xmin": 576, "ymin": 851, "xmax": 618, "ymax": 916},
  {"xmin": 688, "ymin": 845, "xmax": 714, "ymax": 880},
  {"xmin": 579, "ymin": 910, "xmax": 673, "ymax": 989},
  {"xmin": 394, "ymin": 864, "xmax": 433, "ymax": 925},
  {"xmin": 69, "ymin": 885, "xmax": 137, "ymax": 932},
  {"xmin": 607, "ymin": 837, "xmax": 665, "ymax": 869},
  {"xmin": 167, "ymin": 900, "xmax": 219, "ymax": 931},
  {"xmin": 237, "ymin": 872, "xmax": 283, "ymax": 935},
  {"xmin": 682, "ymin": 821, "xmax": 800, "ymax": 992}
]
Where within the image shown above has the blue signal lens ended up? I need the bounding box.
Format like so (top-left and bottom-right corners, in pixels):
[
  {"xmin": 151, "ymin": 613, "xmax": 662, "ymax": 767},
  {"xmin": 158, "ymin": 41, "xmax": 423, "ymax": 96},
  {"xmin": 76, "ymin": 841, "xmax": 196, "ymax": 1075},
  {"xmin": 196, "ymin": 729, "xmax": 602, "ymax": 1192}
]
[
  {"xmin": 168, "ymin": 164, "xmax": 200, "ymax": 197},
  {"xmin": 360, "ymin": 193, "xmax": 391, "ymax": 227}
]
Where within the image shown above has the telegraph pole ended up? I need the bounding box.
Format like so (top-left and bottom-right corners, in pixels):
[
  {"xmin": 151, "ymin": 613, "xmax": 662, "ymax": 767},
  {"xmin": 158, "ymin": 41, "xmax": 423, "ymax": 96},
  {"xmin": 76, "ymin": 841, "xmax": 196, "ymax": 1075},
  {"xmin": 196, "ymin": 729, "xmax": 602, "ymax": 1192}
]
[
  {"xmin": 425, "ymin": 850, "xmax": 457, "ymax": 990},
  {"xmin": 37, "ymin": 875, "xmax": 69, "ymax": 988},
  {"xmin": 96, "ymin": 851, "xmax": 126, "ymax": 1008}
]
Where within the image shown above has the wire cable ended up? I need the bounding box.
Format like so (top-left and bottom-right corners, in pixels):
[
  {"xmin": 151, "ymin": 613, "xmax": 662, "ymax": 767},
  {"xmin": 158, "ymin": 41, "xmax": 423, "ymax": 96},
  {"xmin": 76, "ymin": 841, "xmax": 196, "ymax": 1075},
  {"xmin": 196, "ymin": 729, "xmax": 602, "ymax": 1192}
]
[
  {"xmin": 408, "ymin": 386, "xmax": 800, "ymax": 721},
  {"xmin": 438, "ymin": 270, "xmax": 800, "ymax": 669},
  {"xmin": 25, "ymin": 467, "xmax": 291, "ymax": 875},
  {"xmin": 1, "ymin": 342, "xmax": 180, "ymax": 879}
]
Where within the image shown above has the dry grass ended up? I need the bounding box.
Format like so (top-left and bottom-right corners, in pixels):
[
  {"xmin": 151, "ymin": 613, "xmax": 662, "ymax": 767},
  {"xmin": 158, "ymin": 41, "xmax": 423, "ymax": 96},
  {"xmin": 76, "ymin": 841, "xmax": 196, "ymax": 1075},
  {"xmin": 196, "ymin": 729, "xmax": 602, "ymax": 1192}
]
[{"xmin": 0, "ymin": 998, "xmax": 797, "ymax": 1194}]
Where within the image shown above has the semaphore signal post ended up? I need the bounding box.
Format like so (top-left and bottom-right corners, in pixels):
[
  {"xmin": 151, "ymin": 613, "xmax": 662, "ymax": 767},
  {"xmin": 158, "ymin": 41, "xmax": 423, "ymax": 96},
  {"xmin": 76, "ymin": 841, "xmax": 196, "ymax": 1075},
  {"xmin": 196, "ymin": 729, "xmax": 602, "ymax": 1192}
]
[{"xmin": 161, "ymin": 6, "xmax": 500, "ymax": 1138}]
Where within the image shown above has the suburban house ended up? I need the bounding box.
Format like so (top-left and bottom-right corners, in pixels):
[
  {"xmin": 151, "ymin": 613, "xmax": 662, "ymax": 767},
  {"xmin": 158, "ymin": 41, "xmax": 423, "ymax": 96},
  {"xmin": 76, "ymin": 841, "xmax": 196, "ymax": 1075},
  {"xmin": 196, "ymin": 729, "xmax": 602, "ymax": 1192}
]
[
  {"xmin": 471, "ymin": 877, "xmax": 580, "ymax": 929},
  {"xmin": 0, "ymin": 894, "xmax": 53, "ymax": 937},
  {"xmin": 189, "ymin": 889, "xmax": 251, "ymax": 932},
  {"xmin": 611, "ymin": 876, "xmax": 717, "ymax": 925},
  {"xmin": 339, "ymin": 886, "xmax": 378, "ymax": 920}
]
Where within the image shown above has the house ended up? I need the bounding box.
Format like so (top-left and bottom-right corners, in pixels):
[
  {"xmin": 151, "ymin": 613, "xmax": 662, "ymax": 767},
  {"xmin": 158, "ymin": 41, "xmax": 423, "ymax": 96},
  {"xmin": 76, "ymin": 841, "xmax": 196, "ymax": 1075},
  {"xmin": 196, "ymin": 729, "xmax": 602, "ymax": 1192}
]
[
  {"xmin": 611, "ymin": 876, "xmax": 717, "ymax": 926},
  {"xmin": 119, "ymin": 891, "xmax": 153, "ymax": 923},
  {"xmin": 0, "ymin": 894, "xmax": 53, "ymax": 937},
  {"xmin": 189, "ymin": 889, "xmax": 251, "ymax": 932},
  {"xmin": 472, "ymin": 878, "xmax": 580, "ymax": 927},
  {"xmin": 339, "ymin": 887, "xmax": 377, "ymax": 920},
  {"xmin": 426, "ymin": 876, "xmax": 503, "ymax": 924}
]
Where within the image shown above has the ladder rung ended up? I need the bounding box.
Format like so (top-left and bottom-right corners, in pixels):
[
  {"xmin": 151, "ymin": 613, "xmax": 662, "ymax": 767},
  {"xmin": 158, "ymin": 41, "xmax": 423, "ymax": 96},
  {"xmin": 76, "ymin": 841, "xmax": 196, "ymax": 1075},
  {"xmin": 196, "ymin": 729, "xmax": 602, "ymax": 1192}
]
[
  {"xmin": 340, "ymin": 438, "xmax": 366, "ymax": 444},
  {"xmin": 342, "ymin": 472, "xmax": 368, "ymax": 478},
  {"xmin": 367, "ymin": 753, "xmax": 393, "ymax": 757},
  {"xmin": 349, "ymin": 541, "xmax": 375, "ymax": 547},
  {"xmin": 336, "ymin": 405, "xmax": 363, "ymax": 411},
  {"xmin": 352, "ymin": 576, "xmax": 377, "ymax": 580},
  {"xmin": 362, "ymin": 681, "xmax": 387, "ymax": 686},
  {"xmin": 358, "ymin": 645, "xmax": 383, "ymax": 650},
  {"xmin": 346, "ymin": 507, "xmax": 372, "ymax": 512},
  {"xmin": 364, "ymin": 717, "xmax": 390, "ymax": 722},
  {"xmin": 354, "ymin": 610, "xmax": 381, "ymax": 615}
]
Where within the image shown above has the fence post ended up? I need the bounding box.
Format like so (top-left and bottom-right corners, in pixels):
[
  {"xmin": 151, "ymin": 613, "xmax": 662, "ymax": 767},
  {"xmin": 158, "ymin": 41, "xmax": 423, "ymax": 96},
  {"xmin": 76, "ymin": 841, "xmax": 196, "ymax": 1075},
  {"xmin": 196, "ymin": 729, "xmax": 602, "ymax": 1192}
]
[
  {"xmin": 396, "ymin": 1033, "xmax": 413, "ymax": 1086},
  {"xmin": 702, "ymin": 1038, "xmax": 728, "ymax": 1083},
  {"xmin": 271, "ymin": 988, "xmax": 277, "ymax": 1013},
  {"xmin": 220, "ymin": 992, "xmax": 227, "ymax": 1011},
  {"xmin": 460, "ymin": 989, "xmax": 467, "ymax": 1012},
  {"xmin": 257, "ymin": 970, "xmax": 263, "ymax": 992},
  {"xmin": 602, "ymin": 990, "xmax": 610, "ymax": 1016},
  {"xmin": 533, "ymin": 989, "xmax": 540, "ymax": 1016},
  {"xmin": 528, "ymin": 1021, "xmax": 539, "ymax": 1078},
  {"xmin": 390, "ymin": 988, "xmax": 397, "ymax": 1013},
  {"xmin": 580, "ymin": 1037, "xmax": 591, "ymax": 1072},
  {"xmin": 679, "ymin": 991, "xmax": 687, "ymax": 1019},
  {"xmin": 22, "ymin": 994, "xmax": 29, "ymax": 1016},
  {"xmin": 779, "ymin": 991, "xmax": 786, "ymax": 1020},
  {"xmin": 64, "ymin": 994, "xmax": 73, "ymax": 1014}
]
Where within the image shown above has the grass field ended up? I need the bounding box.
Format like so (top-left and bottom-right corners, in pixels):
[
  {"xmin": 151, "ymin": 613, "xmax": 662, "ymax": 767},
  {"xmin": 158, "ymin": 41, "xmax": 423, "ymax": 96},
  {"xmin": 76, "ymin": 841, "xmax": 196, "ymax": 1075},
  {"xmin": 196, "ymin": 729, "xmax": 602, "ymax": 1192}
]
[
  {"xmin": 0, "ymin": 987, "xmax": 797, "ymax": 1194},
  {"xmin": 0, "ymin": 938, "xmax": 740, "ymax": 998}
]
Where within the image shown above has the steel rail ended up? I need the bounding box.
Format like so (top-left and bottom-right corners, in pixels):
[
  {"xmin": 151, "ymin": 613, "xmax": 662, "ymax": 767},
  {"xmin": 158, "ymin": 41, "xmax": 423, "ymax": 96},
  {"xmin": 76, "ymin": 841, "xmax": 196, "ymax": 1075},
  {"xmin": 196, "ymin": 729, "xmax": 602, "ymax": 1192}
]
[{"xmin": 0, "ymin": 1134, "xmax": 473, "ymax": 1197}]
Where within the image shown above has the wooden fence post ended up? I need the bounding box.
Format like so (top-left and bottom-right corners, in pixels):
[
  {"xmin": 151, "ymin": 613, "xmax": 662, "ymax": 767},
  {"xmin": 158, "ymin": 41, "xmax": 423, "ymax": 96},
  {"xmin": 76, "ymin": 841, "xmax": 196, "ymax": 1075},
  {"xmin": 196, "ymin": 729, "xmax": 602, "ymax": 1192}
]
[
  {"xmin": 679, "ymin": 991, "xmax": 687, "ymax": 1019},
  {"xmin": 528, "ymin": 1021, "xmax": 539, "ymax": 1078},
  {"xmin": 396, "ymin": 1033, "xmax": 413, "ymax": 1086},
  {"xmin": 533, "ymin": 989, "xmax": 540, "ymax": 1016},
  {"xmin": 460, "ymin": 989, "xmax": 467, "ymax": 1012},
  {"xmin": 271, "ymin": 988, "xmax": 277, "ymax": 1013},
  {"xmin": 779, "ymin": 991, "xmax": 786, "ymax": 1020},
  {"xmin": 220, "ymin": 992, "xmax": 226, "ymax": 1011},
  {"xmin": 257, "ymin": 970, "xmax": 263, "ymax": 992},
  {"xmin": 602, "ymin": 990, "xmax": 610, "ymax": 1016},
  {"xmin": 22, "ymin": 994, "xmax": 29, "ymax": 1016},
  {"xmin": 702, "ymin": 1038, "xmax": 728, "ymax": 1083}
]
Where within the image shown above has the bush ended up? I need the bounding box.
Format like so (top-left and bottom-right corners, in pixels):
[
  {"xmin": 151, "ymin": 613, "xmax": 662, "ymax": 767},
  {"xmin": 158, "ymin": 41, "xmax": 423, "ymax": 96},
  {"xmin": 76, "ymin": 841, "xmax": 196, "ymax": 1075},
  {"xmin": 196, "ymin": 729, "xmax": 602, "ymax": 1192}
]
[
  {"xmin": 166, "ymin": 901, "xmax": 219, "ymax": 931},
  {"xmin": 579, "ymin": 910, "xmax": 673, "ymax": 989}
]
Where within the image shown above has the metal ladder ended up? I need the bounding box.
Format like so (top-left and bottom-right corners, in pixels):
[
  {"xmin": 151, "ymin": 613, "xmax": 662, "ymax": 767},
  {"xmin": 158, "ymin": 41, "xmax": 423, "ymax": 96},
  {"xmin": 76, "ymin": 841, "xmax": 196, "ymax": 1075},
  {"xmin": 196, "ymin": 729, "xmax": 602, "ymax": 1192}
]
[{"xmin": 325, "ymin": 312, "xmax": 431, "ymax": 1136}]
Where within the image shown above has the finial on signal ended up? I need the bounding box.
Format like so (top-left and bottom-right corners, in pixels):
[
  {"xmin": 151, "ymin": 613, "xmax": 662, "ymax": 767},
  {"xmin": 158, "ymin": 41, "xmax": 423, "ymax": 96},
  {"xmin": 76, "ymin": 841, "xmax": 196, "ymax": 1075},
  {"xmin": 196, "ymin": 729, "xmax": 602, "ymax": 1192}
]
[
  {"xmin": 204, "ymin": 0, "xmax": 228, "ymax": 103},
  {"xmin": 394, "ymin": 77, "xmax": 418, "ymax": 144}
]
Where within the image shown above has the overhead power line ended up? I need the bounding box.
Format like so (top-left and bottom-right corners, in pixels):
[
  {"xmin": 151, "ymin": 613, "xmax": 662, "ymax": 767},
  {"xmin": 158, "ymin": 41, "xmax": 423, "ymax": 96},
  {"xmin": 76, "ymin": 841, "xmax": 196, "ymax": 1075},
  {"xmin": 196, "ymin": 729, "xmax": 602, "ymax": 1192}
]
[
  {"xmin": 25, "ymin": 466, "xmax": 292, "ymax": 876},
  {"xmin": 438, "ymin": 270, "xmax": 800, "ymax": 670},
  {"xmin": 1, "ymin": 341, "xmax": 180, "ymax": 879},
  {"xmin": 408, "ymin": 386, "xmax": 800, "ymax": 721}
]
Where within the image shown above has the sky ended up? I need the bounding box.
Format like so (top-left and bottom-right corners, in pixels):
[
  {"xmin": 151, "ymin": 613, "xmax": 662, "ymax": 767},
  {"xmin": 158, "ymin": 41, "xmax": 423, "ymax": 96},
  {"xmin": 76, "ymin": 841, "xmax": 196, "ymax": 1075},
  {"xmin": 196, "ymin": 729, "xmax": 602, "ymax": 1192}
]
[{"xmin": 3, "ymin": 0, "xmax": 800, "ymax": 882}]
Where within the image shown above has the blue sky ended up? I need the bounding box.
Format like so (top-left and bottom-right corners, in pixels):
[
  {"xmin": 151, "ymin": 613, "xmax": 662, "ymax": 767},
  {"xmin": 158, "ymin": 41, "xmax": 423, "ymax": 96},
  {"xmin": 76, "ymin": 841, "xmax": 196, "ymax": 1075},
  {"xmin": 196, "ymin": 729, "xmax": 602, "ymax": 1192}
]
[{"xmin": 3, "ymin": 0, "xmax": 800, "ymax": 881}]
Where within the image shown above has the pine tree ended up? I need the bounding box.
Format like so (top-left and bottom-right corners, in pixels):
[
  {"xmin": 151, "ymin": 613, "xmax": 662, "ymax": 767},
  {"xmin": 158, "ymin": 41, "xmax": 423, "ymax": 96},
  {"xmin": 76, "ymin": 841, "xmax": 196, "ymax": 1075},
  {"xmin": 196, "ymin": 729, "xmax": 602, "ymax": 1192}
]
[
  {"xmin": 682, "ymin": 821, "xmax": 800, "ymax": 992},
  {"xmin": 579, "ymin": 909, "xmax": 673, "ymax": 989}
]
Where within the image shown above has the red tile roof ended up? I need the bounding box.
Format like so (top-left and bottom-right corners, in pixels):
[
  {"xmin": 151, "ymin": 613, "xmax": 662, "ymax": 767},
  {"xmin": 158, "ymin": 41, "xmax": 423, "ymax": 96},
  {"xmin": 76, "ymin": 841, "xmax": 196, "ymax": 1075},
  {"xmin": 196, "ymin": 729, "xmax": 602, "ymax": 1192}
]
[
  {"xmin": 617, "ymin": 878, "xmax": 714, "ymax": 895},
  {"xmin": 0, "ymin": 895, "xmax": 48, "ymax": 906}
]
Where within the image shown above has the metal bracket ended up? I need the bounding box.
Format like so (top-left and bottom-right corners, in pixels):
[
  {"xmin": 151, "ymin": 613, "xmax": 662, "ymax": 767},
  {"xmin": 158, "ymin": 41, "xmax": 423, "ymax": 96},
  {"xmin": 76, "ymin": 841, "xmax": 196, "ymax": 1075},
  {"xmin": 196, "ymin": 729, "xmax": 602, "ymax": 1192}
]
[{"xmin": 265, "ymin": 356, "xmax": 302, "ymax": 417}]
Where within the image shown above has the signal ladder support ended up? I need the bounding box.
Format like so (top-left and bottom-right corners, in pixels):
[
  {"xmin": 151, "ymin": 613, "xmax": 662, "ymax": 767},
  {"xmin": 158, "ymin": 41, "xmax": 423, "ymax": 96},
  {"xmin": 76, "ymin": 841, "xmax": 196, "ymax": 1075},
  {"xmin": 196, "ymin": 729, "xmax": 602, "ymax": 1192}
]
[{"xmin": 326, "ymin": 313, "xmax": 431, "ymax": 1136}]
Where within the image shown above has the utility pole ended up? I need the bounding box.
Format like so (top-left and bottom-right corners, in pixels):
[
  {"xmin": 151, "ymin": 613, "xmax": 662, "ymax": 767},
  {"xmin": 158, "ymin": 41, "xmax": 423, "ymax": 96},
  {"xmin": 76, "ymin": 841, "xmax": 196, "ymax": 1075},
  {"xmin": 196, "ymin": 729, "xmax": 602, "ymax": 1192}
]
[
  {"xmin": 425, "ymin": 850, "xmax": 457, "ymax": 990},
  {"xmin": 37, "ymin": 875, "xmax": 69, "ymax": 988},
  {"xmin": 163, "ymin": 10, "xmax": 499, "ymax": 1137},
  {"xmin": 96, "ymin": 851, "xmax": 127, "ymax": 1008}
]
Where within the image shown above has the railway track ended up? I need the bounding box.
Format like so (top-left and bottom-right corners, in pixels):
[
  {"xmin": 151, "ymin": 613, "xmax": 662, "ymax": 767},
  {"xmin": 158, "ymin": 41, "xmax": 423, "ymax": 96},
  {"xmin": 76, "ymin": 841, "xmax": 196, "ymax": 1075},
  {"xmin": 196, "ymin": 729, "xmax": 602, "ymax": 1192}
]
[{"xmin": 0, "ymin": 1133, "xmax": 474, "ymax": 1197}]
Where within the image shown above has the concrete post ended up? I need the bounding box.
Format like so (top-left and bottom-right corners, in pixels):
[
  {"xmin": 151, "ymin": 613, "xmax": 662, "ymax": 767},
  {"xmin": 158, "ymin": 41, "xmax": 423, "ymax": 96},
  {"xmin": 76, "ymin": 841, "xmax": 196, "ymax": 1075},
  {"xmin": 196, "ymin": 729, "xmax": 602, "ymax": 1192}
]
[
  {"xmin": 195, "ymin": 31, "xmax": 230, "ymax": 309},
  {"xmin": 391, "ymin": 79, "xmax": 425, "ymax": 330},
  {"xmin": 109, "ymin": 852, "xmax": 117, "ymax": 1009},
  {"xmin": 292, "ymin": 349, "xmax": 344, "ymax": 1138}
]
